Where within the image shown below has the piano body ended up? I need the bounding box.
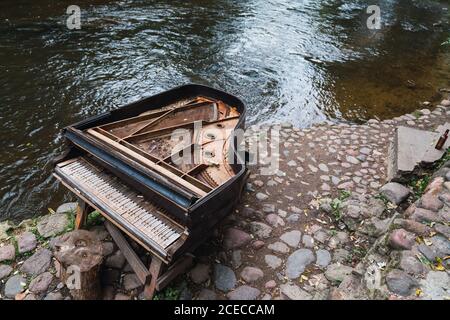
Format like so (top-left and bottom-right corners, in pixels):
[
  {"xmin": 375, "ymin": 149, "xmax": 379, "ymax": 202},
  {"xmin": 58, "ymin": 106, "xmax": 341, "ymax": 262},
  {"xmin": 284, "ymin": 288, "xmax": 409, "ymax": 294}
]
[{"xmin": 53, "ymin": 84, "xmax": 248, "ymax": 298}]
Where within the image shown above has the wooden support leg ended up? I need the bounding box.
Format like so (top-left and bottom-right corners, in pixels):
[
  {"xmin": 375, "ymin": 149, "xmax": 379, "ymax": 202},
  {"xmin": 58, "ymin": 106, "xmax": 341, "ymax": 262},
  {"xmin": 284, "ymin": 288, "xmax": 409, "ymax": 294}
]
[
  {"xmin": 75, "ymin": 199, "xmax": 90, "ymax": 230},
  {"xmin": 144, "ymin": 257, "xmax": 163, "ymax": 300}
]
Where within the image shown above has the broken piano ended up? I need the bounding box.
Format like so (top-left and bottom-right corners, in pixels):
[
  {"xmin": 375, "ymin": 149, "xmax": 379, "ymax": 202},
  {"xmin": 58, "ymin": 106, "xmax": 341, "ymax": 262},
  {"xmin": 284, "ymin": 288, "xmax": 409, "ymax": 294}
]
[{"xmin": 53, "ymin": 84, "xmax": 248, "ymax": 298}]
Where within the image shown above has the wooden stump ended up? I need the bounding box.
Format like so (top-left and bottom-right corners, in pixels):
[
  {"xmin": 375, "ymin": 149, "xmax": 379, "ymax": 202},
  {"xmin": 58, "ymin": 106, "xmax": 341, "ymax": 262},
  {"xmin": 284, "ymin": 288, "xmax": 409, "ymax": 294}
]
[{"xmin": 53, "ymin": 230, "xmax": 104, "ymax": 300}]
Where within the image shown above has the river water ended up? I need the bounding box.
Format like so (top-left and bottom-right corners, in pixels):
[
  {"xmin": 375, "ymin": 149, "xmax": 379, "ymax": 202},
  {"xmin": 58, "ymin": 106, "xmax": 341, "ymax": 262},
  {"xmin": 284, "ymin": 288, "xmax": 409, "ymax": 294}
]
[{"xmin": 0, "ymin": 0, "xmax": 449, "ymax": 220}]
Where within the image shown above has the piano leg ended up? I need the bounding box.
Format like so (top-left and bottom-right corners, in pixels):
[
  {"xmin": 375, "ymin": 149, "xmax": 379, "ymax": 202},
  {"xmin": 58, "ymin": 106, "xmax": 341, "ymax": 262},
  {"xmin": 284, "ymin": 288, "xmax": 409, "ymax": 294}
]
[
  {"xmin": 75, "ymin": 199, "xmax": 92, "ymax": 229},
  {"xmin": 144, "ymin": 257, "xmax": 163, "ymax": 299}
]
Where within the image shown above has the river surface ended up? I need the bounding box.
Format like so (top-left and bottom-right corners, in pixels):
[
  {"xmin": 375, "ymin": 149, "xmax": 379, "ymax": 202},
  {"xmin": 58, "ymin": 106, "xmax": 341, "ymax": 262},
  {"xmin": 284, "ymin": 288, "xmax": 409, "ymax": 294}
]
[{"xmin": 0, "ymin": 0, "xmax": 449, "ymax": 220}]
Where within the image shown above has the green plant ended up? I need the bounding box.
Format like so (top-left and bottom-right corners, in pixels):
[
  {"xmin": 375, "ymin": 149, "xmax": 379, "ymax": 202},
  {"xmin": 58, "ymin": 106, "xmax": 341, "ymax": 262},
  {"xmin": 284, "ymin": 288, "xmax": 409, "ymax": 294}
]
[
  {"xmin": 65, "ymin": 213, "xmax": 76, "ymax": 232},
  {"xmin": 375, "ymin": 193, "xmax": 390, "ymax": 206},
  {"xmin": 412, "ymin": 110, "xmax": 423, "ymax": 119},
  {"xmin": 87, "ymin": 211, "xmax": 104, "ymax": 227},
  {"xmin": 153, "ymin": 286, "xmax": 180, "ymax": 300},
  {"xmin": 408, "ymin": 175, "xmax": 431, "ymax": 200},
  {"xmin": 338, "ymin": 190, "xmax": 351, "ymax": 201},
  {"xmin": 330, "ymin": 198, "xmax": 343, "ymax": 220}
]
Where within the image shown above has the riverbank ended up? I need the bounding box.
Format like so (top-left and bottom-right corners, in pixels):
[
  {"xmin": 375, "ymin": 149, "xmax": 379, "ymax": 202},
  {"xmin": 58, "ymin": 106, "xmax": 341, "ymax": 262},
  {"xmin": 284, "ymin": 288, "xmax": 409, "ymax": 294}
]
[{"xmin": 1, "ymin": 95, "xmax": 449, "ymax": 300}]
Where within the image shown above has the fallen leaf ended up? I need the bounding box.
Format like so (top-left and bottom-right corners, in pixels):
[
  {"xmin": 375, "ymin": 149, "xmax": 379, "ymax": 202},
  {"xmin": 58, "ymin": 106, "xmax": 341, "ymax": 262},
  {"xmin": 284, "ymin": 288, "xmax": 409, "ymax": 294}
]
[{"xmin": 415, "ymin": 288, "xmax": 422, "ymax": 297}]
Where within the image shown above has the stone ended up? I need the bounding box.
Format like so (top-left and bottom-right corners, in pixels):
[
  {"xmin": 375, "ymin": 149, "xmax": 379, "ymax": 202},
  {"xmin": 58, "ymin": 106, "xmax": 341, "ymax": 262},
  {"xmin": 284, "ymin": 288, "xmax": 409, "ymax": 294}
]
[
  {"xmin": 240, "ymin": 266, "xmax": 264, "ymax": 283},
  {"xmin": 280, "ymin": 230, "xmax": 301, "ymax": 247},
  {"xmin": 90, "ymin": 225, "xmax": 109, "ymax": 241},
  {"xmin": 321, "ymin": 183, "xmax": 331, "ymax": 191},
  {"xmin": 231, "ymin": 250, "xmax": 242, "ymax": 269},
  {"xmin": 123, "ymin": 274, "xmax": 142, "ymax": 291},
  {"xmin": 333, "ymin": 249, "xmax": 350, "ymax": 263},
  {"xmin": 56, "ymin": 202, "xmax": 77, "ymax": 214},
  {"xmin": 420, "ymin": 271, "xmax": 450, "ymax": 300},
  {"xmin": 337, "ymin": 181, "xmax": 354, "ymax": 190},
  {"xmin": 180, "ymin": 285, "xmax": 193, "ymax": 300},
  {"xmin": 332, "ymin": 274, "xmax": 366, "ymax": 300},
  {"xmin": 105, "ymin": 250, "xmax": 126, "ymax": 269},
  {"xmin": 429, "ymin": 235, "xmax": 450, "ymax": 257},
  {"xmin": 325, "ymin": 263, "xmax": 353, "ymax": 283},
  {"xmin": 419, "ymin": 193, "xmax": 444, "ymax": 212},
  {"xmin": 37, "ymin": 213, "xmax": 69, "ymax": 238},
  {"xmin": 214, "ymin": 264, "xmax": 237, "ymax": 292},
  {"xmin": 410, "ymin": 208, "xmax": 442, "ymax": 223},
  {"xmin": 313, "ymin": 230, "xmax": 329, "ymax": 243},
  {"xmin": 0, "ymin": 244, "xmax": 15, "ymax": 262},
  {"xmin": 262, "ymin": 204, "xmax": 275, "ymax": 213},
  {"xmin": 268, "ymin": 241, "xmax": 290, "ymax": 254},
  {"xmin": 197, "ymin": 289, "xmax": 217, "ymax": 300},
  {"xmin": 189, "ymin": 263, "xmax": 210, "ymax": 284},
  {"xmin": 227, "ymin": 286, "xmax": 260, "ymax": 300},
  {"xmin": 223, "ymin": 228, "xmax": 252, "ymax": 250},
  {"xmin": 241, "ymin": 207, "xmax": 258, "ymax": 218},
  {"xmin": 417, "ymin": 244, "xmax": 438, "ymax": 262},
  {"xmin": 253, "ymin": 180, "xmax": 264, "ymax": 187},
  {"xmin": 393, "ymin": 218, "xmax": 432, "ymax": 236},
  {"xmin": 256, "ymin": 193, "xmax": 268, "ymax": 201},
  {"xmin": 318, "ymin": 164, "xmax": 329, "ymax": 172},
  {"xmin": 29, "ymin": 272, "xmax": 53, "ymax": 293},
  {"xmin": 441, "ymin": 99, "xmax": 450, "ymax": 107},
  {"xmin": 261, "ymin": 293, "xmax": 272, "ymax": 300},
  {"xmin": 5, "ymin": 275, "xmax": 26, "ymax": 298},
  {"xmin": 287, "ymin": 160, "xmax": 297, "ymax": 167},
  {"xmin": 360, "ymin": 147, "xmax": 371, "ymax": 155},
  {"xmin": 265, "ymin": 280, "xmax": 277, "ymax": 289},
  {"xmin": 0, "ymin": 264, "xmax": 13, "ymax": 280},
  {"xmin": 399, "ymin": 251, "xmax": 425, "ymax": 275},
  {"xmin": 346, "ymin": 155, "xmax": 360, "ymax": 165},
  {"xmin": 265, "ymin": 214, "xmax": 285, "ymax": 227},
  {"xmin": 114, "ymin": 293, "xmax": 131, "ymax": 300},
  {"xmin": 380, "ymin": 183, "xmax": 410, "ymax": 204},
  {"xmin": 17, "ymin": 231, "xmax": 37, "ymax": 254},
  {"xmin": 439, "ymin": 193, "xmax": 450, "ymax": 207},
  {"xmin": 286, "ymin": 249, "xmax": 315, "ymax": 279},
  {"xmin": 286, "ymin": 214, "xmax": 300, "ymax": 223},
  {"xmin": 249, "ymin": 222, "xmax": 272, "ymax": 239},
  {"xmin": 102, "ymin": 242, "xmax": 115, "ymax": 256},
  {"xmin": 331, "ymin": 176, "xmax": 340, "ymax": 185},
  {"xmin": 20, "ymin": 248, "xmax": 52, "ymax": 276},
  {"xmin": 252, "ymin": 240, "xmax": 265, "ymax": 250},
  {"xmin": 435, "ymin": 223, "xmax": 450, "ymax": 238},
  {"xmin": 302, "ymin": 235, "xmax": 314, "ymax": 248},
  {"xmin": 316, "ymin": 249, "xmax": 331, "ymax": 268},
  {"xmin": 24, "ymin": 293, "xmax": 38, "ymax": 300},
  {"xmin": 385, "ymin": 269, "xmax": 418, "ymax": 296},
  {"xmin": 0, "ymin": 221, "xmax": 13, "ymax": 241},
  {"xmin": 280, "ymin": 283, "xmax": 312, "ymax": 300},
  {"xmin": 389, "ymin": 229, "xmax": 415, "ymax": 250},
  {"xmin": 360, "ymin": 217, "xmax": 389, "ymax": 237},
  {"xmin": 44, "ymin": 291, "xmax": 64, "ymax": 300},
  {"xmin": 265, "ymin": 255, "xmax": 282, "ymax": 269}
]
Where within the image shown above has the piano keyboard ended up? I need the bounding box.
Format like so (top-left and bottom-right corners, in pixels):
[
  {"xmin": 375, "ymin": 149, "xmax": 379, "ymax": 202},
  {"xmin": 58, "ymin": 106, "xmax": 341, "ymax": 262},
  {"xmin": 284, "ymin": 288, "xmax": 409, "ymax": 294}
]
[{"xmin": 55, "ymin": 157, "xmax": 183, "ymax": 253}]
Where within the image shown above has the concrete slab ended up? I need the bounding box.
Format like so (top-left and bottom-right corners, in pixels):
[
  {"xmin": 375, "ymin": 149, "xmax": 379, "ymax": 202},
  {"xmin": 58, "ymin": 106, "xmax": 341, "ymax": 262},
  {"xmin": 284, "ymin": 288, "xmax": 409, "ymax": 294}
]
[
  {"xmin": 421, "ymin": 123, "xmax": 450, "ymax": 164},
  {"xmin": 388, "ymin": 124, "xmax": 449, "ymax": 181}
]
